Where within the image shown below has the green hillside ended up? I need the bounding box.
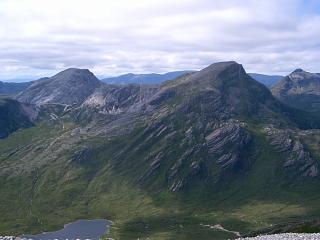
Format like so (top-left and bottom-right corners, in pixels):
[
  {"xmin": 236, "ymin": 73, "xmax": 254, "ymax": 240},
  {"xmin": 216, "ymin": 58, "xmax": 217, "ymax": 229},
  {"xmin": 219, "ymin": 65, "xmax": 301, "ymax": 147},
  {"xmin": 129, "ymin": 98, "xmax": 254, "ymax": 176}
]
[{"xmin": 0, "ymin": 62, "xmax": 320, "ymax": 240}]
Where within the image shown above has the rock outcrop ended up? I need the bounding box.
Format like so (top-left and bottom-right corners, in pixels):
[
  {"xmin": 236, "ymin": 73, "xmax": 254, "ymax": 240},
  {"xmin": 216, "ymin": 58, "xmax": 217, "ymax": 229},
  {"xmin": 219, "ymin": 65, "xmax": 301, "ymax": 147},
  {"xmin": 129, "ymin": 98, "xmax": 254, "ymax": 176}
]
[
  {"xmin": 205, "ymin": 122, "xmax": 251, "ymax": 170},
  {"xmin": 263, "ymin": 126, "xmax": 318, "ymax": 177}
]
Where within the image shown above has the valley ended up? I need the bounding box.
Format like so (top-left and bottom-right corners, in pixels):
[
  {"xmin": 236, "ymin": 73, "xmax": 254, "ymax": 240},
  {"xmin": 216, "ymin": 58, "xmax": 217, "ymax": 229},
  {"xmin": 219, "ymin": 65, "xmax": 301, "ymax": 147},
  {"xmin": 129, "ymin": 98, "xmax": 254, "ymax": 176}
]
[{"xmin": 0, "ymin": 62, "xmax": 320, "ymax": 240}]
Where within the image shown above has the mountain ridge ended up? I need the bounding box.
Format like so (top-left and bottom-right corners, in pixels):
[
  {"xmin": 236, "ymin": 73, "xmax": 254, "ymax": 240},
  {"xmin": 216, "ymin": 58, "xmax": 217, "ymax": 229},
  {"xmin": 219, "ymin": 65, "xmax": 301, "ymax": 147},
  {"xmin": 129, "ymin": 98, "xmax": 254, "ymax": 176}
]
[{"xmin": 1, "ymin": 61, "xmax": 320, "ymax": 239}]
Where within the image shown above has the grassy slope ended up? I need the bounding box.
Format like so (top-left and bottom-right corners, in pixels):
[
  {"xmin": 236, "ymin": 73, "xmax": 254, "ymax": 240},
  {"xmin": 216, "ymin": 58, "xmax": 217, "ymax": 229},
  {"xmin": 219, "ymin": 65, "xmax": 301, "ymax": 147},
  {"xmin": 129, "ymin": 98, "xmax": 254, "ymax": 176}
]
[{"xmin": 0, "ymin": 119, "xmax": 320, "ymax": 240}]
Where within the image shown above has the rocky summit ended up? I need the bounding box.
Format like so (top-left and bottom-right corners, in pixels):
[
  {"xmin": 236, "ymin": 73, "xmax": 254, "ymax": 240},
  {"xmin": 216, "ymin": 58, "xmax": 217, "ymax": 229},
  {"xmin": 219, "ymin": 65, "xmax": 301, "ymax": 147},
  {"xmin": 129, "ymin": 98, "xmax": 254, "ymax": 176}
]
[
  {"xmin": 16, "ymin": 68, "xmax": 101, "ymax": 105},
  {"xmin": 272, "ymin": 69, "xmax": 320, "ymax": 111},
  {"xmin": 1, "ymin": 62, "xmax": 320, "ymax": 240}
]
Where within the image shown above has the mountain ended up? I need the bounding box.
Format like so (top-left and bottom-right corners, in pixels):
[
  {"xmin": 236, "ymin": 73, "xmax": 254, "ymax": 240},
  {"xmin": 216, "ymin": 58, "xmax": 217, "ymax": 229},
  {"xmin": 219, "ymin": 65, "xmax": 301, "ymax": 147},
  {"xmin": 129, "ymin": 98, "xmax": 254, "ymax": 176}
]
[
  {"xmin": 0, "ymin": 81, "xmax": 32, "ymax": 95},
  {"xmin": 0, "ymin": 97, "xmax": 36, "ymax": 138},
  {"xmin": 101, "ymin": 71, "xmax": 193, "ymax": 84},
  {"xmin": 248, "ymin": 73, "xmax": 283, "ymax": 87},
  {"xmin": 102, "ymin": 71, "xmax": 282, "ymax": 88},
  {"xmin": 1, "ymin": 62, "xmax": 320, "ymax": 240},
  {"xmin": 272, "ymin": 69, "xmax": 320, "ymax": 111},
  {"xmin": 16, "ymin": 68, "xmax": 102, "ymax": 105},
  {"xmin": 0, "ymin": 71, "xmax": 282, "ymax": 98}
]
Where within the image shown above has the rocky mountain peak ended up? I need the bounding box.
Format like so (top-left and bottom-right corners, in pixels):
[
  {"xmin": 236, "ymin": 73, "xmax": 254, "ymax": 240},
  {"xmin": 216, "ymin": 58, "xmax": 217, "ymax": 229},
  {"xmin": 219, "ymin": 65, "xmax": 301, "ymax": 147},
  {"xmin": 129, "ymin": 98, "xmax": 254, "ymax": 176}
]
[
  {"xmin": 205, "ymin": 60, "xmax": 242, "ymax": 71},
  {"xmin": 288, "ymin": 69, "xmax": 318, "ymax": 80},
  {"xmin": 16, "ymin": 68, "xmax": 102, "ymax": 105},
  {"xmin": 188, "ymin": 61, "xmax": 245, "ymax": 84},
  {"xmin": 168, "ymin": 61, "xmax": 248, "ymax": 92},
  {"xmin": 153, "ymin": 61, "xmax": 279, "ymax": 122},
  {"xmin": 50, "ymin": 68, "xmax": 100, "ymax": 84},
  {"xmin": 272, "ymin": 68, "xmax": 320, "ymax": 111},
  {"xmin": 292, "ymin": 68, "xmax": 304, "ymax": 73}
]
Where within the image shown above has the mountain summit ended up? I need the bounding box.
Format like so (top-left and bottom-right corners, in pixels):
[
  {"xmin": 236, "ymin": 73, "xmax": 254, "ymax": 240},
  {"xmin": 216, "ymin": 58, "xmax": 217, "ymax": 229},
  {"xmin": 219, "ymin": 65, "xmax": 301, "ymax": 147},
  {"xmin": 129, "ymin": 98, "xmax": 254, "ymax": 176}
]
[
  {"xmin": 16, "ymin": 68, "xmax": 101, "ymax": 105},
  {"xmin": 272, "ymin": 69, "xmax": 320, "ymax": 111},
  {"xmin": 156, "ymin": 61, "xmax": 281, "ymax": 120}
]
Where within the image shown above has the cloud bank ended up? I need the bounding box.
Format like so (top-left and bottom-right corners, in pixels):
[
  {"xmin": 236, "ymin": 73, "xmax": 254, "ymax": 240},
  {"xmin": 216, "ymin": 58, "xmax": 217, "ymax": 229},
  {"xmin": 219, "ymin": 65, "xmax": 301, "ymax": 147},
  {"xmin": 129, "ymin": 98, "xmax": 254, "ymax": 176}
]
[{"xmin": 0, "ymin": 0, "xmax": 320, "ymax": 80}]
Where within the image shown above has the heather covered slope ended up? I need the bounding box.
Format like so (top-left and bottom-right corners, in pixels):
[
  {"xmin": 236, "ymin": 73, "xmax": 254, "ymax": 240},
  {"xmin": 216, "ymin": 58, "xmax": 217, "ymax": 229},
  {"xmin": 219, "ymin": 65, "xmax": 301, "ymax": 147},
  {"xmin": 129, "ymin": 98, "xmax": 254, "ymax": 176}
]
[{"xmin": 1, "ymin": 62, "xmax": 320, "ymax": 239}]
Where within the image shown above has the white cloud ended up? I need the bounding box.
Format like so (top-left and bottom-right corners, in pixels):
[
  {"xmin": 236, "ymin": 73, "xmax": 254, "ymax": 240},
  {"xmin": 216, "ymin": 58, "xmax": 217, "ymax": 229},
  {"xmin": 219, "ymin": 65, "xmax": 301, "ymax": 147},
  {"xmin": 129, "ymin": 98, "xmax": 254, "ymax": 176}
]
[{"xmin": 0, "ymin": 0, "xmax": 320, "ymax": 80}]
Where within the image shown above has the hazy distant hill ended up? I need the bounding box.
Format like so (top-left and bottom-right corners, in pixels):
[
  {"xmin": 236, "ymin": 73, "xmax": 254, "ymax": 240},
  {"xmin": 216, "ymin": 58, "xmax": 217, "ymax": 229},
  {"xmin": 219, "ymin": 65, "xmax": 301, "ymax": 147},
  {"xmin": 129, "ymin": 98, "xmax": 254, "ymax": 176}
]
[
  {"xmin": 0, "ymin": 81, "xmax": 32, "ymax": 95},
  {"xmin": 102, "ymin": 71, "xmax": 282, "ymax": 88},
  {"xmin": 248, "ymin": 73, "xmax": 283, "ymax": 87},
  {"xmin": 101, "ymin": 71, "xmax": 194, "ymax": 84}
]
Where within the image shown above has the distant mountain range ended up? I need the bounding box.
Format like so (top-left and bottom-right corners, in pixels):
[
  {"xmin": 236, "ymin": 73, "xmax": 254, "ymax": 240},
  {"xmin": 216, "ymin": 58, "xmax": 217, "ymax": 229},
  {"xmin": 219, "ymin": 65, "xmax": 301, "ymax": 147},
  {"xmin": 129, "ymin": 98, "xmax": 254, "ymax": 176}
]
[
  {"xmin": 101, "ymin": 71, "xmax": 283, "ymax": 87},
  {"xmin": 1, "ymin": 62, "xmax": 320, "ymax": 239},
  {"xmin": 0, "ymin": 71, "xmax": 283, "ymax": 97},
  {"xmin": 248, "ymin": 73, "xmax": 283, "ymax": 87},
  {"xmin": 101, "ymin": 71, "xmax": 194, "ymax": 84},
  {"xmin": 0, "ymin": 81, "xmax": 32, "ymax": 95}
]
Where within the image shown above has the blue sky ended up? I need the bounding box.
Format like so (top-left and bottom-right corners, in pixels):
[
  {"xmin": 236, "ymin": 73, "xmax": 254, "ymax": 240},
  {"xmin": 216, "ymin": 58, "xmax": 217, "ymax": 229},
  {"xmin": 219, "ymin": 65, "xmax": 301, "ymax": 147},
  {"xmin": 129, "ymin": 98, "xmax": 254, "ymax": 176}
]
[
  {"xmin": 1, "ymin": 0, "xmax": 320, "ymax": 81},
  {"xmin": 304, "ymin": 0, "xmax": 320, "ymax": 13}
]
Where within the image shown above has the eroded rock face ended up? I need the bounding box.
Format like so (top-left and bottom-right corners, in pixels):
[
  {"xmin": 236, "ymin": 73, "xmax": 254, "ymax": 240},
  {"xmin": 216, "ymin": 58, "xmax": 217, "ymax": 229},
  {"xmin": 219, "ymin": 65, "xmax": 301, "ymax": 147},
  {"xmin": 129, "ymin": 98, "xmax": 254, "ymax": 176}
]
[
  {"xmin": 82, "ymin": 84, "xmax": 159, "ymax": 114},
  {"xmin": 263, "ymin": 126, "xmax": 318, "ymax": 177},
  {"xmin": 205, "ymin": 122, "xmax": 251, "ymax": 170},
  {"xmin": 138, "ymin": 152, "xmax": 164, "ymax": 183}
]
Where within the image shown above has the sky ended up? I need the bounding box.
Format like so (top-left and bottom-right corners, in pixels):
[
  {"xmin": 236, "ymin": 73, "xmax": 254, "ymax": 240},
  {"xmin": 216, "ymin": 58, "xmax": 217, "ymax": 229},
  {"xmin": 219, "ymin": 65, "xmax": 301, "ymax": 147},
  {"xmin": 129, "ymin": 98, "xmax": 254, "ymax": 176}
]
[{"xmin": 1, "ymin": 0, "xmax": 320, "ymax": 81}]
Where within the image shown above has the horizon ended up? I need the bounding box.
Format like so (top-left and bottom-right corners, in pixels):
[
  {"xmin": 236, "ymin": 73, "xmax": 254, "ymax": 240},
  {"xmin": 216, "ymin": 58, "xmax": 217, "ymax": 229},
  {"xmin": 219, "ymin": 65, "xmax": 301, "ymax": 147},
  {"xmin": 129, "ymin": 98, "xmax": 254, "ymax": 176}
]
[
  {"xmin": 0, "ymin": 63, "xmax": 297, "ymax": 83},
  {"xmin": 1, "ymin": 0, "xmax": 320, "ymax": 80}
]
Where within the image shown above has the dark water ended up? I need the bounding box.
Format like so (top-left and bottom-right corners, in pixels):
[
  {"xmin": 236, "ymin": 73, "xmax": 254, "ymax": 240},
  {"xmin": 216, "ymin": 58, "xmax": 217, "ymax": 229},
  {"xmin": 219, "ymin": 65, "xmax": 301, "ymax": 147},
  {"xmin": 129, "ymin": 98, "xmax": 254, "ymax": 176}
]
[{"xmin": 21, "ymin": 219, "xmax": 111, "ymax": 240}]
